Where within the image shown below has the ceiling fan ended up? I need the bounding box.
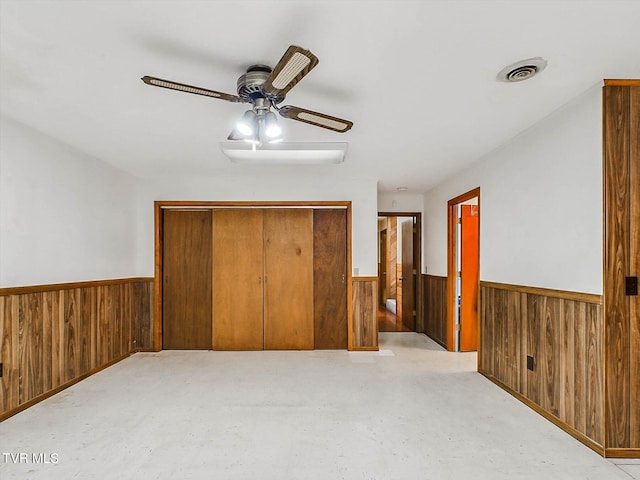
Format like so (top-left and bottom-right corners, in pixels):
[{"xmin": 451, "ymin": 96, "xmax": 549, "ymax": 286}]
[{"xmin": 141, "ymin": 45, "xmax": 353, "ymax": 144}]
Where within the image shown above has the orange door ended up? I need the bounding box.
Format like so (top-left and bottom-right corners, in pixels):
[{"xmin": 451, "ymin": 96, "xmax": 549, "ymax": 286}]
[{"xmin": 460, "ymin": 205, "xmax": 479, "ymax": 351}]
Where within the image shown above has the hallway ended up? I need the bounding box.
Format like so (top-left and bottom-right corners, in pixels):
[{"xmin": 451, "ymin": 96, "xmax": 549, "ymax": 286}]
[
  {"xmin": 0, "ymin": 333, "xmax": 636, "ymax": 480},
  {"xmin": 378, "ymin": 305, "xmax": 412, "ymax": 332}
]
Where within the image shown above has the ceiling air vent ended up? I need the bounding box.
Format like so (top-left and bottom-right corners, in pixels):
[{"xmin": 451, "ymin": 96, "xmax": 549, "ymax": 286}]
[{"xmin": 497, "ymin": 57, "xmax": 547, "ymax": 83}]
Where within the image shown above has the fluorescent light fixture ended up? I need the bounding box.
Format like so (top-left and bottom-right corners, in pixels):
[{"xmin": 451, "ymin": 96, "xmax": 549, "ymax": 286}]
[{"xmin": 220, "ymin": 142, "xmax": 348, "ymax": 165}]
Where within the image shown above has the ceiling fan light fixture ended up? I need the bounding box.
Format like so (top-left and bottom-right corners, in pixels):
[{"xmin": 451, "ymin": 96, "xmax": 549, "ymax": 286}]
[
  {"xmin": 265, "ymin": 125, "xmax": 282, "ymax": 139},
  {"xmin": 236, "ymin": 110, "xmax": 257, "ymax": 136},
  {"xmin": 264, "ymin": 112, "xmax": 282, "ymax": 139},
  {"xmin": 227, "ymin": 128, "xmax": 244, "ymax": 141}
]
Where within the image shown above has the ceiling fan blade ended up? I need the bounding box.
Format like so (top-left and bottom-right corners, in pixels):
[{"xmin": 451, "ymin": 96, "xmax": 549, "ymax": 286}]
[
  {"xmin": 141, "ymin": 76, "xmax": 244, "ymax": 103},
  {"xmin": 262, "ymin": 46, "xmax": 319, "ymax": 98},
  {"xmin": 278, "ymin": 105, "xmax": 353, "ymax": 133}
]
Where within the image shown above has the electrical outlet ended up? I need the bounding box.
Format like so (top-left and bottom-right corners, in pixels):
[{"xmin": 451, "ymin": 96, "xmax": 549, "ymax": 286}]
[{"xmin": 527, "ymin": 355, "xmax": 535, "ymax": 371}]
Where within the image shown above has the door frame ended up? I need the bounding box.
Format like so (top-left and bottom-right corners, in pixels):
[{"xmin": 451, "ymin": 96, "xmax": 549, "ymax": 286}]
[
  {"xmin": 377, "ymin": 212, "xmax": 422, "ymax": 332},
  {"xmin": 446, "ymin": 187, "xmax": 480, "ymax": 353},
  {"xmin": 153, "ymin": 200, "xmax": 353, "ymax": 351}
]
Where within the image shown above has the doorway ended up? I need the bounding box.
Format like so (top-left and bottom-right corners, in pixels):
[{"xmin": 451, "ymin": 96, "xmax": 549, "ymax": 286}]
[
  {"xmin": 377, "ymin": 213, "xmax": 421, "ymax": 333},
  {"xmin": 446, "ymin": 188, "xmax": 480, "ymax": 352}
]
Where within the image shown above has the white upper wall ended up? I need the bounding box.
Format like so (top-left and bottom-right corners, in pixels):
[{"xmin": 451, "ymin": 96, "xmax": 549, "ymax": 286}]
[
  {"xmin": 0, "ymin": 115, "xmax": 138, "ymax": 287},
  {"xmin": 378, "ymin": 192, "xmax": 424, "ymax": 213},
  {"xmin": 0, "ymin": 79, "xmax": 604, "ymax": 292},
  {"xmin": 134, "ymin": 171, "xmax": 379, "ymax": 277},
  {"xmin": 423, "ymin": 84, "xmax": 603, "ymax": 294}
]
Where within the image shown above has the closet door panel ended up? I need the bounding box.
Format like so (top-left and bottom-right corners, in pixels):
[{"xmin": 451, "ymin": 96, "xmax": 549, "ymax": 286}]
[
  {"xmin": 264, "ymin": 209, "xmax": 314, "ymax": 350},
  {"xmin": 313, "ymin": 209, "xmax": 348, "ymax": 349},
  {"xmin": 163, "ymin": 210, "xmax": 212, "ymax": 349},
  {"xmin": 212, "ymin": 209, "xmax": 264, "ymax": 350}
]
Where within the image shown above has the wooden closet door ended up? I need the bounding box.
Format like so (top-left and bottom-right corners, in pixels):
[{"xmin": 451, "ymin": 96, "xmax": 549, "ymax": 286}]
[
  {"xmin": 263, "ymin": 209, "xmax": 314, "ymax": 350},
  {"xmin": 313, "ymin": 209, "xmax": 348, "ymax": 349},
  {"xmin": 212, "ymin": 209, "xmax": 264, "ymax": 350},
  {"xmin": 163, "ymin": 210, "xmax": 212, "ymax": 349}
]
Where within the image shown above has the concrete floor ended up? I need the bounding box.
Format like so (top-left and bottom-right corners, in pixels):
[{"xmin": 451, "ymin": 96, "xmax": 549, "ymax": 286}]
[{"xmin": 1, "ymin": 333, "xmax": 638, "ymax": 480}]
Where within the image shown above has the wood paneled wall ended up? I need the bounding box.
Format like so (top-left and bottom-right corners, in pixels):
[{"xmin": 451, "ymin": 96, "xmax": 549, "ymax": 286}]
[
  {"xmin": 352, "ymin": 277, "xmax": 378, "ymax": 350},
  {"xmin": 603, "ymin": 82, "xmax": 640, "ymax": 455},
  {"xmin": 480, "ymin": 282, "xmax": 605, "ymax": 453},
  {"xmin": 0, "ymin": 278, "xmax": 153, "ymax": 421},
  {"xmin": 133, "ymin": 281, "xmax": 154, "ymax": 351},
  {"xmin": 387, "ymin": 218, "xmax": 398, "ymax": 298},
  {"xmin": 422, "ymin": 275, "xmax": 447, "ymax": 348}
]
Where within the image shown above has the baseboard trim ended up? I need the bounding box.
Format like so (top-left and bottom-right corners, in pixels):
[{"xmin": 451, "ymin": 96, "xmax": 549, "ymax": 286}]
[
  {"xmin": 349, "ymin": 346, "xmax": 379, "ymax": 351},
  {"xmin": 605, "ymin": 448, "xmax": 640, "ymax": 458},
  {"xmin": 0, "ymin": 353, "xmax": 132, "ymax": 422},
  {"xmin": 479, "ymin": 369, "xmax": 606, "ymax": 457}
]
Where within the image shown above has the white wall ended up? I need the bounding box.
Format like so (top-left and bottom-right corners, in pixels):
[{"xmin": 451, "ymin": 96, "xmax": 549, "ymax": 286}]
[
  {"xmin": 0, "ymin": 115, "xmax": 138, "ymax": 287},
  {"xmin": 135, "ymin": 172, "xmax": 379, "ymax": 277},
  {"xmin": 423, "ymin": 85, "xmax": 603, "ymax": 294},
  {"xmin": 378, "ymin": 192, "xmax": 424, "ymax": 213}
]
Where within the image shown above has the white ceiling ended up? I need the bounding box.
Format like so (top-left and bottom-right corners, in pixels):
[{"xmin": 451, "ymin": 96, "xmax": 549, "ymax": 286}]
[{"xmin": 2, "ymin": 1, "xmax": 639, "ymax": 193}]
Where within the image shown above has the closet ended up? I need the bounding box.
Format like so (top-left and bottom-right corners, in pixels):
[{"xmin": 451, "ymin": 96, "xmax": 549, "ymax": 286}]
[
  {"xmin": 162, "ymin": 210, "xmax": 212, "ymax": 349},
  {"xmin": 161, "ymin": 206, "xmax": 348, "ymax": 351},
  {"xmin": 212, "ymin": 209, "xmax": 265, "ymax": 350}
]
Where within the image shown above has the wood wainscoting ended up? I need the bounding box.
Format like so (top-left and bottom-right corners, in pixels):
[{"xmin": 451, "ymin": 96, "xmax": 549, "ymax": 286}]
[
  {"xmin": 603, "ymin": 81, "xmax": 640, "ymax": 456},
  {"xmin": 422, "ymin": 274, "xmax": 447, "ymax": 348},
  {"xmin": 0, "ymin": 278, "xmax": 154, "ymax": 421},
  {"xmin": 352, "ymin": 277, "xmax": 378, "ymax": 350},
  {"xmin": 479, "ymin": 281, "xmax": 605, "ymax": 454}
]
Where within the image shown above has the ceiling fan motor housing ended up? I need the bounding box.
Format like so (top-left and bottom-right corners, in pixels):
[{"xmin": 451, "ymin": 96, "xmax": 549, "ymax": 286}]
[{"xmin": 237, "ymin": 65, "xmax": 285, "ymax": 104}]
